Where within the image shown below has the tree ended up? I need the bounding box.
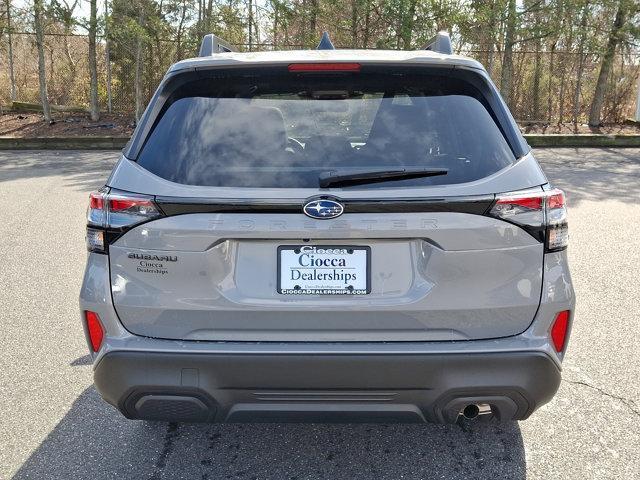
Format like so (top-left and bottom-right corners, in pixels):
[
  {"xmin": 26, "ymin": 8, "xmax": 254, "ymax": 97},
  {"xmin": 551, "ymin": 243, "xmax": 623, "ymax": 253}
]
[
  {"xmin": 3, "ymin": 0, "xmax": 637, "ymax": 124},
  {"xmin": 4, "ymin": 0, "xmax": 17, "ymax": 101},
  {"xmin": 50, "ymin": 0, "xmax": 78, "ymax": 96},
  {"xmin": 466, "ymin": 1, "xmax": 501, "ymax": 74},
  {"xmin": 522, "ymin": 0, "xmax": 553, "ymax": 121},
  {"xmin": 88, "ymin": 0, "xmax": 99, "ymax": 120},
  {"xmin": 588, "ymin": 1, "xmax": 627, "ymax": 126},
  {"xmin": 34, "ymin": 0, "xmax": 52, "ymax": 121},
  {"xmin": 105, "ymin": 0, "xmax": 113, "ymax": 112},
  {"xmin": 168, "ymin": 0, "xmax": 192, "ymax": 59},
  {"xmin": 247, "ymin": 0, "xmax": 253, "ymax": 49},
  {"xmin": 499, "ymin": 0, "xmax": 517, "ymax": 105},
  {"xmin": 135, "ymin": 5, "xmax": 144, "ymax": 121},
  {"xmin": 573, "ymin": 0, "xmax": 590, "ymax": 129}
]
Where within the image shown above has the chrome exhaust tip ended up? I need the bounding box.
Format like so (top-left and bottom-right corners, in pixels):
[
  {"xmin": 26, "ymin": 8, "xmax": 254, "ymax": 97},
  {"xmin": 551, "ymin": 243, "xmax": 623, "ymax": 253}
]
[{"xmin": 460, "ymin": 403, "xmax": 492, "ymax": 420}]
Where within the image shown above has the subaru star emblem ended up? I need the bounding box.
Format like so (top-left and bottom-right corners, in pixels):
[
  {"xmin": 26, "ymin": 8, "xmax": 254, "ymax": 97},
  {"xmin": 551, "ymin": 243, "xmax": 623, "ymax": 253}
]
[{"xmin": 303, "ymin": 199, "xmax": 344, "ymax": 219}]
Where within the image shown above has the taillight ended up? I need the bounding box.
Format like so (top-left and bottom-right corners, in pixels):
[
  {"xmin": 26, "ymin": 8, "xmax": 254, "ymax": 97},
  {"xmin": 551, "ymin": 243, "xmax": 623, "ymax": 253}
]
[
  {"xmin": 550, "ymin": 310, "xmax": 571, "ymax": 352},
  {"xmin": 545, "ymin": 190, "xmax": 568, "ymax": 251},
  {"xmin": 104, "ymin": 192, "xmax": 161, "ymax": 229},
  {"xmin": 89, "ymin": 192, "xmax": 104, "ymax": 209},
  {"xmin": 491, "ymin": 190, "xmax": 545, "ymax": 229},
  {"xmin": 84, "ymin": 310, "xmax": 104, "ymax": 352},
  {"xmin": 489, "ymin": 188, "xmax": 568, "ymax": 251},
  {"xmin": 86, "ymin": 188, "xmax": 162, "ymax": 253},
  {"xmin": 88, "ymin": 190, "xmax": 107, "ymax": 226}
]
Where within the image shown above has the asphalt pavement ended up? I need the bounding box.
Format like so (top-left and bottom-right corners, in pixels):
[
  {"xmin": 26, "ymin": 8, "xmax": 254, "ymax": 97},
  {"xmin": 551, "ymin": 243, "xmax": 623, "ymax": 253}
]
[{"xmin": 0, "ymin": 148, "xmax": 638, "ymax": 480}]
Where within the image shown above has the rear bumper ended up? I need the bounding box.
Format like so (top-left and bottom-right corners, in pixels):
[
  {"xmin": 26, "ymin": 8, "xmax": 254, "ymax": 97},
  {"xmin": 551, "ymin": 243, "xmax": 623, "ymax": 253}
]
[{"xmin": 94, "ymin": 350, "xmax": 561, "ymax": 424}]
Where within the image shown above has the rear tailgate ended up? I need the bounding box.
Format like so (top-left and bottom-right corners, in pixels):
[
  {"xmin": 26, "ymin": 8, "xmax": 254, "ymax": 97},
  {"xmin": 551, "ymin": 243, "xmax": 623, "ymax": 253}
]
[{"xmin": 109, "ymin": 208, "xmax": 543, "ymax": 341}]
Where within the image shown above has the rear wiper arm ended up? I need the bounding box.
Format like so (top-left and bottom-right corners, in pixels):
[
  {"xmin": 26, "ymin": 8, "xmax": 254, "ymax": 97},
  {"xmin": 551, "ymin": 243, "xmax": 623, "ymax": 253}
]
[{"xmin": 319, "ymin": 167, "xmax": 448, "ymax": 188}]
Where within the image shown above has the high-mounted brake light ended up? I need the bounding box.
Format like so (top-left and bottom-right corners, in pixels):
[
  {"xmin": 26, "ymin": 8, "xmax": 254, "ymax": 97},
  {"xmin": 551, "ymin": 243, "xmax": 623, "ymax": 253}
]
[
  {"xmin": 86, "ymin": 188, "xmax": 162, "ymax": 253},
  {"xmin": 550, "ymin": 310, "xmax": 571, "ymax": 352},
  {"xmin": 288, "ymin": 63, "xmax": 361, "ymax": 73},
  {"xmin": 84, "ymin": 310, "xmax": 104, "ymax": 352},
  {"xmin": 489, "ymin": 188, "xmax": 568, "ymax": 251}
]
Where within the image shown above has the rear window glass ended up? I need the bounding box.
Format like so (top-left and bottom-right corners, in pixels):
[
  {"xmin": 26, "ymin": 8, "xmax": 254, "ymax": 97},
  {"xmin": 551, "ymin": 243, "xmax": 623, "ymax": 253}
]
[{"xmin": 137, "ymin": 72, "xmax": 515, "ymax": 189}]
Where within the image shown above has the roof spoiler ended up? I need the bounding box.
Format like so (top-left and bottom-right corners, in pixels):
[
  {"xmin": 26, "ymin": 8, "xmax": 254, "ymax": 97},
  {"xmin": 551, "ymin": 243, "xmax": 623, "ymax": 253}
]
[
  {"xmin": 424, "ymin": 31, "xmax": 452, "ymax": 55},
  {"xmin": 199, "ymin": 34, "xmax": 237, "ymax": 56}
]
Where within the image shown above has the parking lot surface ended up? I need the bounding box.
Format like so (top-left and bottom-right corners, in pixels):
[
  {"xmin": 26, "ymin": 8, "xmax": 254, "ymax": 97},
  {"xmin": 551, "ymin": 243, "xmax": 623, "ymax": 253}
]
[{"xmin": 0, "ymin": 148, "xmax": 638, "ymax": 480}]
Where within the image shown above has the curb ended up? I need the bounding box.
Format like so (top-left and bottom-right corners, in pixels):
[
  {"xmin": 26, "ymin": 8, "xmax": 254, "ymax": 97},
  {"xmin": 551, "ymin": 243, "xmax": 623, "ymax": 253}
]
[
  {"xmin": 0, "ymin": 136, "xmax": 129, "ymax": 150},
  {"xmin": 524, "ymin": 134, "xmax": 640, "ymax": 148},
  {"xmin": 1, "ymin": 134, "xmax": 639, "ymax": 150}
]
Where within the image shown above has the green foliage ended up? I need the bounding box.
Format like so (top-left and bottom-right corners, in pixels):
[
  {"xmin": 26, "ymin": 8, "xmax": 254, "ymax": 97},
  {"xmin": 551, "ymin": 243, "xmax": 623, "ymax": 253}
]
[{"xmin": 0, "ymin": 0, "xmax": 638, "ymax": 123}]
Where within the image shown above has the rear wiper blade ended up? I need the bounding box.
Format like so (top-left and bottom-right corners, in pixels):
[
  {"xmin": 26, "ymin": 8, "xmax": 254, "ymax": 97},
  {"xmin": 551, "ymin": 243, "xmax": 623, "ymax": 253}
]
[{"xmin": 319, "ymin": 167, "xmax": 448, "ymax": 188}]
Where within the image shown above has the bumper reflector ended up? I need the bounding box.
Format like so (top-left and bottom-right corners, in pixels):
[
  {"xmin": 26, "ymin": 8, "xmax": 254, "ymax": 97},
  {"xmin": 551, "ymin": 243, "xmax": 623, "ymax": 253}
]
[
  {"xmin": 85, "ymin": 311, "xmax": 104, "ymax": 352},
  {"xmin": 551, "ymin": 311, "xmax": 571, "ymax": 352}
]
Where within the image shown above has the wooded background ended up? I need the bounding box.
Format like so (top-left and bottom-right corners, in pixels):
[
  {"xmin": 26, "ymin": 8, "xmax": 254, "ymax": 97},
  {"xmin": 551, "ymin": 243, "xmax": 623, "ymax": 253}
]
[{"xmin": 1, "ymin": 0, "xmax": 639, "ymax": 126}]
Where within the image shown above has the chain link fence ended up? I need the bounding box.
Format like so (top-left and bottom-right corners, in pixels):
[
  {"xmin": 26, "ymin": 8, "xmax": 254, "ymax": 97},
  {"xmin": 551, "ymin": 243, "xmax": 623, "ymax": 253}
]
[
  {"xmin": 1, "ymin": 32, "xmax": 639, "ymax": 124},
  {"xmin": 466, "ymin": 48, "xmax": 640, "ymax": 124}
]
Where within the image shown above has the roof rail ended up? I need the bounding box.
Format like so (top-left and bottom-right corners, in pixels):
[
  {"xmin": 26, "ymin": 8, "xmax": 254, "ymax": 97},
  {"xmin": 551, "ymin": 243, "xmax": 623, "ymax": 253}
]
[
  {"xmin": 424, "ymin": 31, "xmax": 452, "ymax": 55},
  {"xmin": 316, "ymin": 32, "xmax": 335, "ymax": 50},
  {"xmin": 199, "ymin": 34, "xmax": 237, "ymax": 56}
]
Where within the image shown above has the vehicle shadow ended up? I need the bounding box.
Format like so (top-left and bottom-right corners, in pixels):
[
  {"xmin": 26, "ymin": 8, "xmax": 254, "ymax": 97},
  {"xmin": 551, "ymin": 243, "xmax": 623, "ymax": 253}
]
[
  {"xmin": 0, "ymin": 150, "xmax": 117, "ymax": 191},
  {"xmin": 13, "ymin": 387, "xmax": 526, "ymax": 480}
]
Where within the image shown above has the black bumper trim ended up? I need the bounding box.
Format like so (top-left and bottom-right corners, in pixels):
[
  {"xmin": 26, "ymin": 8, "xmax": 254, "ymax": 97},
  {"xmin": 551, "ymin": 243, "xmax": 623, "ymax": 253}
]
[{"xmin": 94, "ymin": 350, "xmax": 560, "ymax": 424}]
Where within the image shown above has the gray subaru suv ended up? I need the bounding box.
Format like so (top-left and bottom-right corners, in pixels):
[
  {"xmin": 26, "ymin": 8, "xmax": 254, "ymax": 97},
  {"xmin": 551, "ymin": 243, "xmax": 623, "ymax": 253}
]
[{"xmin": 80, "ymin": 32, "xmax": 574, "ymax": 424}]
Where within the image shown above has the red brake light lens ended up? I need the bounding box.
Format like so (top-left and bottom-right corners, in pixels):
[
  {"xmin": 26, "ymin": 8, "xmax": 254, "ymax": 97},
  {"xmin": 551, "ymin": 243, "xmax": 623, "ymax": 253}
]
[
  {"xmin": 84, "ymin": 311, "xmax": 104, "ymax": 352},
  {"xmin": 106, "ymin": 193, "xmax": 161, "ymax": 227},
  {"xmin": 109, "ymin": 198, "xmax": 155, "ymax": 212},
  {"xmin": 87, "ymin": 190, "xmax": 107, "ymax": 229},
  {"xmin": 489, "ymin": 190, "xmax": 545, "ymax": 230},
  {"xmin": 551, "ymin": 310, "xmax": 571, "ymax": 352},
  {"xmin": 494, "ymin": 196, "xmax": 543, "ymax": 211},
  {"xmin": 288, "ymin": 63, "xmax": 361, "ymax": 72},
  {"xmin": 89, "ymin": 193, "xmax": 104, "ymax": 210},
  {"xmin": 547, "ymin": 191, "xmax": 565, "ymax": 210}
]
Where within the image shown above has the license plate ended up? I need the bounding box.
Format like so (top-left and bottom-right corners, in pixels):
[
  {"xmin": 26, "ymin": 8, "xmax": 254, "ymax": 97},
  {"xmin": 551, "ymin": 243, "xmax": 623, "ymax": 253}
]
[{"xmin": 277, "ymin": 245, "xmax": 370, "ymax": 295}]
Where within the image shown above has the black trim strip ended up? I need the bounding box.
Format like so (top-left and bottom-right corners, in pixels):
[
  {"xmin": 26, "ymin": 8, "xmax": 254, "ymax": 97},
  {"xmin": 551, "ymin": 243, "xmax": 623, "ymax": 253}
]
[
  {"xmin": 345, "ymin": 197, "xmax": 494, "ymax": 215},
  {"xmin": 156, "ymin": 198, "xmax": 300, "ymax": 216},
  {"xmin": 154, "ymin": 195, "xmax": 495, "ymax": 216}
]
